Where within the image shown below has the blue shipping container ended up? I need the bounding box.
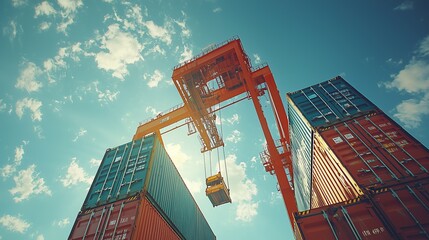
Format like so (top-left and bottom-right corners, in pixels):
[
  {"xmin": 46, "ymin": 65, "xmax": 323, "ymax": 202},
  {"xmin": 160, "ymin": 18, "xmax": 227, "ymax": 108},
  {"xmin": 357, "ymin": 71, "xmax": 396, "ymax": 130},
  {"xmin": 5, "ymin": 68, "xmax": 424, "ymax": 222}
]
[
  {"xmin": 147, "ymin": 136, "xmax": 216, "ymax": 240},
  {"xmin": 288, "ymin": 103, "xmax": 313, "ymax": 211},
  {"xmin": 286, "ymin": 76, "xmax": 376, "ymax": 129},
  {"xmin": 81, "ymin": 133, "xmax": 216, "ymax": 240},
  {"xmin": 82, "ymin": 135, "xmax": 155, "ymax": 209}
]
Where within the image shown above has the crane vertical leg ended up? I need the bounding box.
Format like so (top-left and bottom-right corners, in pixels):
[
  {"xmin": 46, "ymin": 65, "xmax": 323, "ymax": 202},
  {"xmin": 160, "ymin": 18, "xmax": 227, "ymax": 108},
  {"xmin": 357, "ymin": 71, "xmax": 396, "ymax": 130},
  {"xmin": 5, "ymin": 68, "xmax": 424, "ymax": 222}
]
[{"xmin": 238, "ymin": 66, "xmax": 298, "ymax": 228}]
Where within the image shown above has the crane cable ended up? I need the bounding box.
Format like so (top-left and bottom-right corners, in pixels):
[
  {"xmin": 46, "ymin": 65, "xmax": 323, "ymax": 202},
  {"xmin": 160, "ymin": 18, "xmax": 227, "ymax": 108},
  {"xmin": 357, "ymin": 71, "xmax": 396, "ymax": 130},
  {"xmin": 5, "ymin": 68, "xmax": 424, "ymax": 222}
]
[
  {"xmin": 203, "ymin": 151, "xmax": 207, "ymax": 180},
  {"xmin": 218, "ymin": 101, "xmax": 230, "ymax": 189}
]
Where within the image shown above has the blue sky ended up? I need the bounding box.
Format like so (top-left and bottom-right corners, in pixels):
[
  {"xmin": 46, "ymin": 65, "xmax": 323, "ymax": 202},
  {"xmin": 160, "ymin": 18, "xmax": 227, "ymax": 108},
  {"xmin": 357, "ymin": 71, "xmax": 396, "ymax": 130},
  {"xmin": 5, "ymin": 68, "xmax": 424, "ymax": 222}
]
[{"xmin": 1, "ymin": 0, "xmax": 429, "ymax": 239}]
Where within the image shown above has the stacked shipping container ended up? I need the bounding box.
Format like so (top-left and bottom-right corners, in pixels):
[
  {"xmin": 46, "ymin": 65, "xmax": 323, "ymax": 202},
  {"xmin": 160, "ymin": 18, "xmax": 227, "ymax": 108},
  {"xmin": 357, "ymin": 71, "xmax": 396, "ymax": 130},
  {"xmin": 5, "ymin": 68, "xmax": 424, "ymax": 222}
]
[
  {"xmin": 287, "ymin": 76, "xmax": 429, "ymax": 239},
  {"xmin": 68, "ymin": 133, "xmax": 216, "ymax": 240}
]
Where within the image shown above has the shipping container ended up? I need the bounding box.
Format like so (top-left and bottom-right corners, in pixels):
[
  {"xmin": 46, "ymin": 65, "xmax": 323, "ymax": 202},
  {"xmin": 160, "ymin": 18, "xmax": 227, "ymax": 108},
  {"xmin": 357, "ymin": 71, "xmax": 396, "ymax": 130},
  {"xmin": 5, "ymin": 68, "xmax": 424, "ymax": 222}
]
[
  {"xmin": 311, "ymin": 133, "xmax": 363, "ymax": 208},
  {"xmin": 146, "ymin": 135, "xmax": 216, "ymax": 240},
  {"xmin": 294, "ymin": 198, "xmax": 396, "ymax": 240},
  {"xmin": 287, "ymin": 76, "xmax": 376, "ymax": 129},
  {"xmin": 370, "ymin": 178, "xmax": 429, "ymax": 240},
  {"xmin": 289, "ymin": 102, "xmax": 313, "ymax": 210},
  {"xmin": 80, "ymin": 133, "xmax": 216, "ymax": 240},
  {"xmin": 318, "ymin": 111, "xmax": 429, "ymax": 189},
  {"xmin": 82, "ymin": 135, "xmax": 155, "ymax": 209},
  {"xmin": 69, "ymin": 195, "xmax": 181, "ymax": 240}
]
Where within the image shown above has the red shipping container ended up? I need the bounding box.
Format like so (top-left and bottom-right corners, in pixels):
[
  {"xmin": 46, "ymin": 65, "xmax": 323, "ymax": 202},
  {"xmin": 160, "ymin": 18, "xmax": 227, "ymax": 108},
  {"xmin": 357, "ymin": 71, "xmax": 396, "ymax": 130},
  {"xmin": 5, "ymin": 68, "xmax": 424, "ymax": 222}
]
[
  {"xmin": 370, "ymin": 178, "xmax": 429, "ymax": 240},
  {"xmin": 69, "ymin": 195, "xmax": 180, "ymax": 240},
  {"xmin": 311, "ymin": 133, "xmax": 363, "ymax": 208},
  {"xmin": 318, "ymin": 111, "xmax": 429, "ymax": 189},
  {"xmin": 294, "ymin": 198, "xmax": 395, "ymax": 240}
]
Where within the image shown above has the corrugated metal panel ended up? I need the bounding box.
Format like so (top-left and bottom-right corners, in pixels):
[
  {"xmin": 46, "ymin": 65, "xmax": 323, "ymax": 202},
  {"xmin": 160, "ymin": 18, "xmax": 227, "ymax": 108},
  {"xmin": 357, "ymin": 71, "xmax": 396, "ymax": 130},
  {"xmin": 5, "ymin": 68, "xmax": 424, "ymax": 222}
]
[
  {"xmin": 311, "ymin": 132, "xmax": 363, "ymax": 208},
  {"xmin": 288, "ymin": 102, "xmax": 313, "ymax": 211},
  {"xmin": 132, "ymin": 196, "xmax": 181, "ymax": 240},
  {"xmin": 318, "ymin": 111, "xmax": 429, "ymax": 189},
  {"xmin": 370, "ymin": 178, "xmax": 429, "ymax": 239},
  {"xmin": 146, "ymin": 136, "xmax": 216, "ymax": 240},
  {"xmin": 348, "ymin": 111, "xmax": 429, "ymax": 180},
  {"xmin": 294, "ymin": 198, "xmax": 395, "ymax": 240},
  {"xmin": 286, "ymin": 76, "xmax": 376, "ymax": 128},
  {"xmin": 69, "ymin": 196, "xmax": 180, "ymax": 240},
  {"xmin": 82, "ymin": 135, "xmax": 155, "ymax": 210},
  {"xmin": 79, "ymin": 133, "xmax": 216, "ymax": 240}
]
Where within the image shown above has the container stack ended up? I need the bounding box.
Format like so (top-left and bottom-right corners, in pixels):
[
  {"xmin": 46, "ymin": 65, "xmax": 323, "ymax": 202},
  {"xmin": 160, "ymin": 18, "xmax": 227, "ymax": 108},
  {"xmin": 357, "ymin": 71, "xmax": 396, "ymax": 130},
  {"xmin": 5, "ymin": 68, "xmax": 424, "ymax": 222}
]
[
  {"xmin": 68, "ymin": 133, "xmax": 216, "ymax": 240},
  {"xmin": 287, "ymin": 76, "xmax": 429, "ymax": 239}
]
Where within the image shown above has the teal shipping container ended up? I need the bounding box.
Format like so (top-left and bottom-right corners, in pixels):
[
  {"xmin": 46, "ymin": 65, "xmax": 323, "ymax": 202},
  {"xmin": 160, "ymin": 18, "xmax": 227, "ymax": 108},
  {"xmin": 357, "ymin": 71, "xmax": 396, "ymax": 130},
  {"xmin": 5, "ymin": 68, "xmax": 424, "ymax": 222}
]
[
  {"xmin": 81, "ymin": 133, "xmax": 216, "ymax": 240},
  {"xmin": 287, "ymin": 76, "xmax": 376, "ymax": 129},
  {"xmin": 288, "ymin": 104, "xmax": 313, "ymax": 211}
]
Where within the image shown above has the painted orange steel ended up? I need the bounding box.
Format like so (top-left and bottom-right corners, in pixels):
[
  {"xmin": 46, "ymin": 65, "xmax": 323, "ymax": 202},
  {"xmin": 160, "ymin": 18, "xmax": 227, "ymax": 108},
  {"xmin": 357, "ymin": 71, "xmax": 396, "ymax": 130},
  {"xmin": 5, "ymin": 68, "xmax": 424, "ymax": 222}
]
[{"xmin": 133, "ymin": 37, "xmax": 298, "ymax": 227}]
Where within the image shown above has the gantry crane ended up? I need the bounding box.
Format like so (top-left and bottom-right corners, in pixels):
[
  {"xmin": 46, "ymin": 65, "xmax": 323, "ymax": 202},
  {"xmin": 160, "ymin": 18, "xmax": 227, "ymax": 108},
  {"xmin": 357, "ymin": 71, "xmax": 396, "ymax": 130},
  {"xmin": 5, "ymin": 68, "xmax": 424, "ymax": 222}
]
[{"xmin": 132, "ymin": 37, "xmax": 298, "ymax": 227}]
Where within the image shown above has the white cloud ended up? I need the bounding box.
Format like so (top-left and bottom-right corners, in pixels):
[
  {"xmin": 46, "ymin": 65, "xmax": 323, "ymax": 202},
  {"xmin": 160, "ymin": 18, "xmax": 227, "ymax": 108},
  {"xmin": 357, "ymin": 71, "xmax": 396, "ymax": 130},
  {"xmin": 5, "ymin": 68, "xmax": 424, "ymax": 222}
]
[
  {"xmin": 394, "ymin": 1, "xmax": 413, "ymax": 11},
  {"xmin": 1, "ymin": 165, "xmax": 16, "ymax": 178},
  {"xmin": 166, "ymin": 143, "xmax": 190, "ymax": 171},
  {"xmin": 39, "ymin": 22, "xmax": 51, "ymax": 31},
  {"xmin": 175, "ymin": 11, "xmax": 191, "ymax": 38},
  {"xmin": 145, "ymin": 106, "xmax": 160, "ymax": 116},
  {"xmin": 253, "ymin": 54, "xmax": 261, "ymax": 65},
  {"xmin": 72, "ymin": 128, "xmax": 87, "ymax": 142},
  {"xmin": 381, "ymin": 35, "xmax": 429, "ymax": 129},
  {"xmin": 16, "ymin": 98, "xmax": 43, "ymax": 122},
  {"xmin": 179, "ymin": 45, "xmax": 193, "ymax": 63},
  {"xmin": 385, "ymin": 60, "xmax": 429, "ymax": 93},
  {"xmin": 123, "ymin": 5, "xmax": 145, "ymax": 36},
  {"xmin": 213, "ymin": 7, "xmax": 222, "ymax": 13},
  {"xmin": 1, "ymin": 142, "xmax": 27, "ymax": 178},
  {"xmin": 60, "ymin": 158, "xmax": 93, "ymax": 187},
  {"xmin": 9, "ymin": 164, "xmax": 52, "ymax": 202},
  {"xmin": 12, "ymin": 0, "xmax": 27, "ymax": 7},
  {"xmin": 54, "ymin": 218, "xmax": 70, "ymax": 228},
  {"xmin": 34, "ymin": 1, "xmax": 56, "ymax": 17},
  {"xmin": 15, "ymin": 62, "xmax": 43, "ymax": 92},
  {"xmin": 145, "ymin": 45, "xmax": 166, "ymax": 56},
  {"xmin": 91, "ymin": 81, "xmax": 119, "ymax": 105},
  {"xmin": 58, "ymin": 0, "xmax": 82, "ymax": 12},
  {"xmin": 89, "ymin": 158, "xmax": 101, "ymax": 167},
  {"xmin": 236, "ymin": 202, "xmax": 258, "ymax": 222},
  {"xmin": 3, "ymin": 20, "xmax": 18, "ymax": 41},
  {"xmin": 227, "ymin": 114, "xmax": 239, "ymax": 125},
  {"xmin": 183, "ymin": 178, "xmax": 203, "ymax": 196},
  {"xmin": 55, "ymin": 0, "xmax": 83, "ymax": 34},
  {"xmin": 95, "ymin": 24, "xmax": 143, "ymax": 80},
  {"xmin": 0, "ymin": 99, "xmax": 6, "ymax": 112},
  {"xmin": 419, "ymin": 35, "xmax": 429, "ymax": 56},
  {"xmin": 43, "ymin": 43, "xmax": 83, "ymax": 82},
  {"xmin": 14, "ymin": 145, "xmax": 24, "ymax": 165},
  {"xmin": 143, "ymin": 69, "xmax": 164, "ymax": 88},
  {"xmin": 220, "ymin": 154, "xmax": 258, "ymax": 222},
  {"xmin": 34, "ymin": 125, "xmax": 44, "ymax": 139},
  {"xmin": 393, "ymin": 93, "xmax": 429, "ymax": 128},
  {"xmin": 144, "ymin": 20, "xmax": 172, "ymax": 45},
  {"xmin": 0, "ymin": 215, "xmax": 30, "ymax": 233},
  {"xmin": 36, "ymin": 235, "xmax": 44, "ymax": 240},
  {"xmin": 226, "ymin": 129, "xmax": 241, "ymax": 143},
  {"xmin": 386, "ymin": 58, "xmax": 403, "ymax": 65}
]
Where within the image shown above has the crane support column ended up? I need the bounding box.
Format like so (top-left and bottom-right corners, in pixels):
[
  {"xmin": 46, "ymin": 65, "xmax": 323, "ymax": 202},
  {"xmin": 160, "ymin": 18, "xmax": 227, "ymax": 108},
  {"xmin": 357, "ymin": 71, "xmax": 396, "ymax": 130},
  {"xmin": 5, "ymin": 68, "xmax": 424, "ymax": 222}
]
[{"xmin": 236, "ymin": 55, "xmax": 298, "ymax": 227}]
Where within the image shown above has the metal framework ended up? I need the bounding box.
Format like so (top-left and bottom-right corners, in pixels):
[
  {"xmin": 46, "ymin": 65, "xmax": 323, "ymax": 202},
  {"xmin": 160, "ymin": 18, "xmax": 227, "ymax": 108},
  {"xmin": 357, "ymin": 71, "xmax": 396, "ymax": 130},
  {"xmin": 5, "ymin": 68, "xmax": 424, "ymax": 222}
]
[{"xmin": 132, "ymin": 37, "xmax": 298, "ymax": 227}]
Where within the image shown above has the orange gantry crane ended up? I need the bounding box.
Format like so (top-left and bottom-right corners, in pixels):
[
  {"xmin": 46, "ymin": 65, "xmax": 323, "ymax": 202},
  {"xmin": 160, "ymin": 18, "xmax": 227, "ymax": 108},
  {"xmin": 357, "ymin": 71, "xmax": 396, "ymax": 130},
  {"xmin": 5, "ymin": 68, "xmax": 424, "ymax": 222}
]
[{"xmin": 132, "ymin": 37, "xmax": 298, "ymax": 227}]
